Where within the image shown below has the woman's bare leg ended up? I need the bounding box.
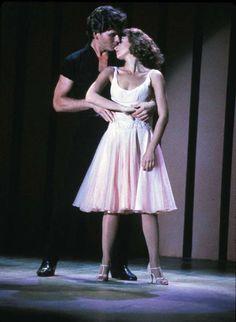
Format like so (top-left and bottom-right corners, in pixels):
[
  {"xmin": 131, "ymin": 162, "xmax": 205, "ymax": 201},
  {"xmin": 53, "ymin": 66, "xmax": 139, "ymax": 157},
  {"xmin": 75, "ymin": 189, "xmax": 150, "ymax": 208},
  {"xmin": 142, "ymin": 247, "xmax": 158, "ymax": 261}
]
[
  {"xmin": 101, "ymin": 213, "xmax": 120, "ymax": 265},
  {"xmin": 141, "ymin": 213, "xmax": 168, "ymax": 284},
  {"xmin": 141, "ymin": 213, "xmax": 160, "ymax": 268}
]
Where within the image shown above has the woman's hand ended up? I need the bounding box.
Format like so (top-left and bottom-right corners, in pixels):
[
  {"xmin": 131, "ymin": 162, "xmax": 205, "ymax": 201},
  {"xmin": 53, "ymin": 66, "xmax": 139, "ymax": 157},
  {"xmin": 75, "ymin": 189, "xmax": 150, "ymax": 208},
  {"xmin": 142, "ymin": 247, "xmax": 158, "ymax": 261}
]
[
  {"xmin": 142, "ymin": 150, "xmax": 155, "ymax": 171},
  {"xmin": 93, "ymin": 106, "xmax": 115, "ymax": 122}
]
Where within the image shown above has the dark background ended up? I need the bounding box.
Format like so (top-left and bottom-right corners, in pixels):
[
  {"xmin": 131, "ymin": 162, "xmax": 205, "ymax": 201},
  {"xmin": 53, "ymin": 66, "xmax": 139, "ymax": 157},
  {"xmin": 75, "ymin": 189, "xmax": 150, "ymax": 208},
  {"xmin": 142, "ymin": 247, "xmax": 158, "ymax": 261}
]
[{"xmin": 0, "ymin": 2, "xmax": 235, "ymax": 262}]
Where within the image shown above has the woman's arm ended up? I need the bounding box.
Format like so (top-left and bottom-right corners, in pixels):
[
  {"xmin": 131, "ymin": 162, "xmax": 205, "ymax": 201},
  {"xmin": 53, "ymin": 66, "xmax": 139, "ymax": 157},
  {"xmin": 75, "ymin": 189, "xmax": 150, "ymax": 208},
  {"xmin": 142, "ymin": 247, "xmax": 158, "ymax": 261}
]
[
  {"xmin": 86, "ymin": 66, "xmax": 135, "ymax": 113},
  {"xmin": 142, "ymin": 70, "xmax": 169, "ymax": 171}
]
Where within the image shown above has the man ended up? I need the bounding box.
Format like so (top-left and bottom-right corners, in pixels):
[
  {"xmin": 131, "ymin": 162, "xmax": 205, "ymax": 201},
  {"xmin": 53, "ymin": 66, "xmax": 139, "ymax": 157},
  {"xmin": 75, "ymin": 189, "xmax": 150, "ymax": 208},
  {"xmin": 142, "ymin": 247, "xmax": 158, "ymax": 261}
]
[{"xmin": 37, "ymin": 5, "xmax": 154, "ymax": 280}]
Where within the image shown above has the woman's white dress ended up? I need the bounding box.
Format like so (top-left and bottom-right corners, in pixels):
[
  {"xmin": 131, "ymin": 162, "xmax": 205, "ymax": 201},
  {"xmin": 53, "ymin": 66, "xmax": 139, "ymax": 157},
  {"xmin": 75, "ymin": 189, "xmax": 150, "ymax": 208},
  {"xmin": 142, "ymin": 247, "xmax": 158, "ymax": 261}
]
[{"xmin": 73, "ymin": 67, "xmax": 177, "ymax": 214}]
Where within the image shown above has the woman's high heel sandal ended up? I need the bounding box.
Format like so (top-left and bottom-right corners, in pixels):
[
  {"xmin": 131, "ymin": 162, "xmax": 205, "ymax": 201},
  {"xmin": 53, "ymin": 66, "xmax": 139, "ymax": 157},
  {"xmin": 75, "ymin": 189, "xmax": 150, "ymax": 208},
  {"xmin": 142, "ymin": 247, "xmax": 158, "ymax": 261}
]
[
  {"xmin": 97, "ymin": 264, "xmax": 110, "ymax": 282},
  {"xmin": 150, "ymin": 267, "xmax": 168, "ymax": 285}
]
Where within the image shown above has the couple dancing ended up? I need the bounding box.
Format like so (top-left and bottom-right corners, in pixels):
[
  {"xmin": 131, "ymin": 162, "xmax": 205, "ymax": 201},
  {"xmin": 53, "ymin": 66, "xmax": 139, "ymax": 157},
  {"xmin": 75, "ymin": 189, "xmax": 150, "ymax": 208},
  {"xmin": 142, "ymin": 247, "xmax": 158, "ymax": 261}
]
[
  {"xmin": 37, "ymin": 6, "xmax": 176, "ymax": 285},
  {"xmin": 73, "ymin": 27, "xmax": 177, "ymax": 284}
]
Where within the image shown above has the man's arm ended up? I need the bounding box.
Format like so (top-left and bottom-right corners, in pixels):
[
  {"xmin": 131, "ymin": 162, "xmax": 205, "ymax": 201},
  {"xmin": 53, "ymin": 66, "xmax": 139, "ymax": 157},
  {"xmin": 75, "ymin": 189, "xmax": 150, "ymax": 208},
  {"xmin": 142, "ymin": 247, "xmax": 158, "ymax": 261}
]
[
  {"xmin": 131, "ymin": 100, "xmax": 156, "ymax": 122},
  {"xmin": 52, "ymin": 75, "xmax": 114, "ymax": 122}
]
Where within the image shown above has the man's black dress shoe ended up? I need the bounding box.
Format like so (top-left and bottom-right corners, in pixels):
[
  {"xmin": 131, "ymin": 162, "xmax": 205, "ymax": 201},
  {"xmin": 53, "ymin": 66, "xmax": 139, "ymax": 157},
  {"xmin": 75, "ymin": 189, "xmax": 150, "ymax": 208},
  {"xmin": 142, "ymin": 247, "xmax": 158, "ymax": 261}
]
[
  {"xmin": 110, "ymin": 265, "xmax": 137, "ymax": 281},
  {"xmin": 37, "ymin": 259, "xmax": 57, "ymax": 277}
]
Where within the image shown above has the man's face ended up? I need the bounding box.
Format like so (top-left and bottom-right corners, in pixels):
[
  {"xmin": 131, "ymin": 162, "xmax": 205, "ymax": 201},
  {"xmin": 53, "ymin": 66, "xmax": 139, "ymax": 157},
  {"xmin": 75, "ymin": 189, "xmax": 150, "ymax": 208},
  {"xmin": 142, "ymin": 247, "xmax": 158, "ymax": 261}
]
[{"xmin": 96, "ymin": 30, "xmax": 120, "ymax": 51}]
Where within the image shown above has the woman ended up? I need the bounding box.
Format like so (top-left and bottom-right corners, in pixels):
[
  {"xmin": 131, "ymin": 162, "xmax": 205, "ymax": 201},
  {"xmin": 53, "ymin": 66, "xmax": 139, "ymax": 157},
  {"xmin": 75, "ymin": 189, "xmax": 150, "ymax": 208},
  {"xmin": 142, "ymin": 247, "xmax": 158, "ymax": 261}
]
[{"xmin": 73, "ymin": 28, "xmax": 177, "ymax": 284}]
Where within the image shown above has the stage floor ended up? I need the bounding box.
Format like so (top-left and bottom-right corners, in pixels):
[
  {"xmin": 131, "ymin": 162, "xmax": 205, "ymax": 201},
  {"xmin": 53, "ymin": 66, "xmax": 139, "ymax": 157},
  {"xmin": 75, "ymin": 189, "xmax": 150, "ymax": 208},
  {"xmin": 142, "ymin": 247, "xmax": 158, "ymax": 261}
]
[{"xmin": 0, "ymin": 256, "xmax": 235, "ymax": 322}]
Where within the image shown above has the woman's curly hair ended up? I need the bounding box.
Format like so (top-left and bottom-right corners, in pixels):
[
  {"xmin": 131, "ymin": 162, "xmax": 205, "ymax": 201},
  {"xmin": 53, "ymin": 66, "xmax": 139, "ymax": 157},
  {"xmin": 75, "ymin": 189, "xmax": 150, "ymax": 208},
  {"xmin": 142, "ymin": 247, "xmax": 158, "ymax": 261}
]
[{"xmin": 123, "ymin": 28, "xmax": 164, "ymax": 70}]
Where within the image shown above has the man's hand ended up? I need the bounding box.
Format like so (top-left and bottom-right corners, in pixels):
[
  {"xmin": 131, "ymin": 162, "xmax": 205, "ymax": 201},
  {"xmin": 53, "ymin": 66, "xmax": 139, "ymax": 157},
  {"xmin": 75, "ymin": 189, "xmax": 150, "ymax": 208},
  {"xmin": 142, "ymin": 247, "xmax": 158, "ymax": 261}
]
[
  {"xmin": 131, "ymin": 101, "xmax": 155, "ymax": 122},
  {"xmin": 93, "ymin": 106, "xmax": 115, "ymax": 122}
]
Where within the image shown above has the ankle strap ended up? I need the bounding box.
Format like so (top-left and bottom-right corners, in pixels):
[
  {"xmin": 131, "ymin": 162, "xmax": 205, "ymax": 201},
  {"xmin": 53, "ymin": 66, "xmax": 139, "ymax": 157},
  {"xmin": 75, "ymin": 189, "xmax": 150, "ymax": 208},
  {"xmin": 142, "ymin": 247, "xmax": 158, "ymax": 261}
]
[{"xmin": 150, "ymin": 267, "xmax": 161, "ymax": 270}]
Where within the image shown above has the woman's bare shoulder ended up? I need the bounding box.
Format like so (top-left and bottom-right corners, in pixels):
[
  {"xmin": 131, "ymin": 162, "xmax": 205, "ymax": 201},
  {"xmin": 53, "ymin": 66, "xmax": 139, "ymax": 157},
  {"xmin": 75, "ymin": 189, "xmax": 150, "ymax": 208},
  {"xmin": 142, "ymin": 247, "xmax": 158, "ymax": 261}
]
[{"xmin": 150, "ymin": 69, "xmax": 165, "ymax": 84}]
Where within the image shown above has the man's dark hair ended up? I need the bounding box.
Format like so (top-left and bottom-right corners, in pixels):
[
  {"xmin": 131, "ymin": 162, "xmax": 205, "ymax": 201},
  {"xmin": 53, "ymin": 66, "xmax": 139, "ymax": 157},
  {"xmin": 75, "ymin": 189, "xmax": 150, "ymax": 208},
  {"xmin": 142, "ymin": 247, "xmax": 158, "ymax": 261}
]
[{"xmin": 86, "ymin": 5, "xmax": 127, "ymax": 42}]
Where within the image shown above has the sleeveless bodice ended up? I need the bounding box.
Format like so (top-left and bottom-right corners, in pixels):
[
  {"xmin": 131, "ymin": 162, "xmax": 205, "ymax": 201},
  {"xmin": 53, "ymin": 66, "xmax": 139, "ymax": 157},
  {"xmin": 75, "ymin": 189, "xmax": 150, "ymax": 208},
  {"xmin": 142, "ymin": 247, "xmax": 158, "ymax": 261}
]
[
  {"xmin": 110, "ymin": 67, "xmax": 153, "ymax": 129},
  {"xmin": 111, "ymin": 66, "xmax": 152, "ymax": 107},
  {"xmin": 73, "ymin": 69, "xmax": 177, "ymax": 214}
]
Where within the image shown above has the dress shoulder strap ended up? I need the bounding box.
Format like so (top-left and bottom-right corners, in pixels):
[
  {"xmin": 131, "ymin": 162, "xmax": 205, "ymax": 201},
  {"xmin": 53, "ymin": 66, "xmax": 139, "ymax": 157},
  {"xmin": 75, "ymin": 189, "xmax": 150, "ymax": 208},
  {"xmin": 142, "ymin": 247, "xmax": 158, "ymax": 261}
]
[
  {"xmin": 113, "ymin": 66, "xmax": 118, "ymax": 76},
  {"xmin": 147, "ymin": 69, "xmax": 155, "ymax": 78},
  {"xmin": 145, "ymin": 69, "xmax": 154, "ymax": 85},
  {"xmin": 111, "ymin": 66, "xmax": 119, "ymax": 85}
]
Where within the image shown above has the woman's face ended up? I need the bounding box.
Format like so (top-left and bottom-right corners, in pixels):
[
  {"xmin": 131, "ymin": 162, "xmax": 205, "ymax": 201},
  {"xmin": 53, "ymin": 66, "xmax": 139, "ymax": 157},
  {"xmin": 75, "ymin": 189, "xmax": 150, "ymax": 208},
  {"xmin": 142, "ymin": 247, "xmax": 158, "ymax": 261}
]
[{"xmin": 114, "ymin": 35, "xmax": 131, "ymax": 60}]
